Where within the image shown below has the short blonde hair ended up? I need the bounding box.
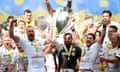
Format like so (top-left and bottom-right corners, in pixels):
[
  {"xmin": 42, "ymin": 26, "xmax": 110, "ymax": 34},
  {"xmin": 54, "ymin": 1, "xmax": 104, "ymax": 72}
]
[
  {"xmin": 17, "ymin": 20, "xmax": 26, "ymax": 26},
  {"xmin": 2, "ymin": 33, "xmax": 10, "ymax": 40},
  {"xmin": 18, "ymin": 20, "xmax": 26, "ymax": 25}
]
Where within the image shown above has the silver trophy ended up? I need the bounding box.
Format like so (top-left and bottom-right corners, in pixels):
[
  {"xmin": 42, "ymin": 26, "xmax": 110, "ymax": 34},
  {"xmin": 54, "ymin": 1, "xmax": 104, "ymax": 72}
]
[{"xmin": 55, "ymin": 6, "xmax": 72, "ymax": 36}]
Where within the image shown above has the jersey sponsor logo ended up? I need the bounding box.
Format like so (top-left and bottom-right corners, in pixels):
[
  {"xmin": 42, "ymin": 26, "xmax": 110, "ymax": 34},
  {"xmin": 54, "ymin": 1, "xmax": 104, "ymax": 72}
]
[
  {"xmin": 71, "ymin": 53, "xmax": 75, "ymax": 56},
  {"xmin": 62, "ymin": 52, "xmax": 67, "ymax": 55},
  {"xmin": 3, "ymin": 54, "xmax": 9, "ymax": 57},
  {"xmin": 80, "ymin": 59, "xmax": 89, "ymax": 62},
  {"xmin": 72, "ymin": 48, "xmax": 76, "ymax": 51},
  {"xmin": 62, "ymin": 52, "xmax": 75, "ymax": 56}
]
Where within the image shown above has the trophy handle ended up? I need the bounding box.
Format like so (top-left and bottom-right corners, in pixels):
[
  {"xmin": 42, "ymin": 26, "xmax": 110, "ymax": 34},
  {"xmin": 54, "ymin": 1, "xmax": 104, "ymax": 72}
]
[{"xmin": 58, "ymin": 17, "xmax": 72, "ymax": 35}]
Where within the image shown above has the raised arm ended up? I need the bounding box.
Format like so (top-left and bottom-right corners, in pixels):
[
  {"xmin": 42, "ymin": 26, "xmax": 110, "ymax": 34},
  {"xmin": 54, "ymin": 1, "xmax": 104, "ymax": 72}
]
[
  {"xmin": 43, "ymin": 41, "xmax": 56, "ymax": 54},
  {"xmin": 44, "ymin": 0, "xmax": 54, "ymax": 16},
  {"xmin": 9, "ymin": 19, "xmax": 19, "ymax": 43},
  {"xmin": 67, "ymin": 0, "xmax": 72, "ymax": 8},
  {"xmin": 46, "ymin": 23, "xmax": 54, "ymax": 42},
  {"xmin": 71, "ymin": 22, "xmax": 80, "ymax": 46},
  {"xmin": 98, "ymin": 21, "xmax": 107, "ymax": 44}
]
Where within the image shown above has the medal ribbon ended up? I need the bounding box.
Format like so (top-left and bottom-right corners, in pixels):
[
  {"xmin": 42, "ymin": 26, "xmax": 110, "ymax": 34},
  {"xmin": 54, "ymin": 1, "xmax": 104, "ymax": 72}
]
[
  {"xmin": 64, "ymin": 45, "xmax": 72, "ymax": 60},
  {"xmin": 18, "ymin": 51, "xmax": 25, "ymax": 63},
  {"xmin": 5, "ymin": 47, "xmax": 13, "ymax": 60},
  {"xmin": 109, "ymin": 47, "xmax": 118, "ymax": 58},
  {"xmin": 82, "ymin": 46, "xmax": 89, "ymax": 57},
  {"xmin": 32, "ymin": 41, "xmax": 39, "ymax": 55}
]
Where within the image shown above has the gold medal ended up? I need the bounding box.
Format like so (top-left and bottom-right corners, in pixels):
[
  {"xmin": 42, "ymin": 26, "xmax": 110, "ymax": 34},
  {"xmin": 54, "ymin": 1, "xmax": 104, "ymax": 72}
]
[{"xmin": 64, "ymin": 45, "xmax": 72, "ymax": 61}]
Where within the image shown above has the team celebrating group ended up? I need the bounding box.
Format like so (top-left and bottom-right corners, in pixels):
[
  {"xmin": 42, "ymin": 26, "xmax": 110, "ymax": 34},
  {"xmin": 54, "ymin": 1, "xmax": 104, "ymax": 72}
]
[{"xmin": 0, "ymin": 0, "xmax": 120, "ymax": 72}]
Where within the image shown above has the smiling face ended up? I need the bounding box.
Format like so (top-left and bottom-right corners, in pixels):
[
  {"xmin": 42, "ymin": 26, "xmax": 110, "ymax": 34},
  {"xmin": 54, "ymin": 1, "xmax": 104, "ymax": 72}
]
[
  {"xmin": 108, "ymin": 28, "xmax": 117, "ymax": 38},
  {"xmin": 64, "ymin": 33, "xmax": 72, "ymax": 46},
  {"xmin": 102, "ymin": 12, "xmax": 111, "ymax": 24},
  {"xmin": 110, "ymin": 33, "xmax": 119, "ymax": 48},
  {"xmin": 85, "ymin": 33, "xmax": 95, "ymax": 47}
]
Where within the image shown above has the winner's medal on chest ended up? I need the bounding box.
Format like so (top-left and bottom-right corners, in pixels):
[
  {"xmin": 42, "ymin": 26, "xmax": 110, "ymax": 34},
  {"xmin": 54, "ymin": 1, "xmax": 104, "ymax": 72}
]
[
  {"xmin": 64, "ymin": 45, "xmax": 72, "ymax": 60},
  {"xmin": 4, "ymin": 47, "xmax": 13, "ymax": 60},
  {"xmin": 32, "ymin": 41, "xmax": 39, "ymax": 56},
  {"xmin": 31, "ymin": 41, "xmax": 44, "ymax": 68}
]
